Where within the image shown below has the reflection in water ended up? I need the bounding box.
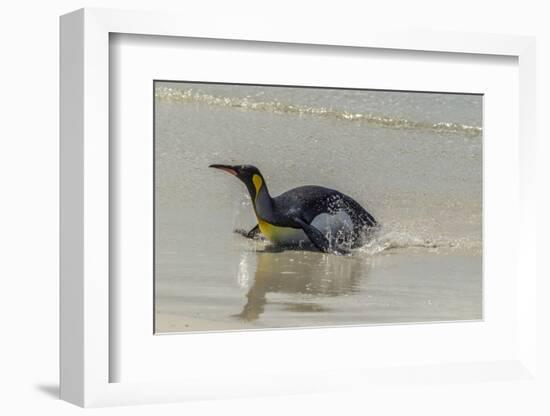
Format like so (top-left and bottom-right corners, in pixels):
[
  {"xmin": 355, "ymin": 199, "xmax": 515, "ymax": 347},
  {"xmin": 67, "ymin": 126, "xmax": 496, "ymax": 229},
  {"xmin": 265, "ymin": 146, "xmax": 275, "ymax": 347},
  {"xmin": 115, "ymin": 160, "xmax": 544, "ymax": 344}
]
[{"xmin": 234, "ymin": 248, "xmax": 369, "ymax": 321}]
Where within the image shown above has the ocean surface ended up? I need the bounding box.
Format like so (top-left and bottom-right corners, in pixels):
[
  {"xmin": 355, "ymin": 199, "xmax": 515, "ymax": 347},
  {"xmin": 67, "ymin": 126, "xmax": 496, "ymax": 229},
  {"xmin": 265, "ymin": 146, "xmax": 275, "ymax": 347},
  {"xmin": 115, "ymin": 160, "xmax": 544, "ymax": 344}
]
[{"xmin": 154, "ymin": 81, "xmax": 482, "ymax": 333}]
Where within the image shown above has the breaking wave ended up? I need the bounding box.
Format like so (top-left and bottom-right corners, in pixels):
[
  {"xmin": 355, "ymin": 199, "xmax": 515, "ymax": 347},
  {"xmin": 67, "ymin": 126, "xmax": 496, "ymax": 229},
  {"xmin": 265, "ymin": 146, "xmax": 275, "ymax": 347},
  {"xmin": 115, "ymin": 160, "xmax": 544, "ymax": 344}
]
[{"xmin": 155, "ymin": 86, "xmax": 482, "ymax": 138}]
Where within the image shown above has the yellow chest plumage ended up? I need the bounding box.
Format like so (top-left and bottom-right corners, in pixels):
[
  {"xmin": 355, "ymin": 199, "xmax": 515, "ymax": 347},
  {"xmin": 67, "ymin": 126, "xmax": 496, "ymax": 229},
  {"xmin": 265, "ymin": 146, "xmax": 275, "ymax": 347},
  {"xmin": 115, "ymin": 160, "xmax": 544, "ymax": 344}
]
[
  {"xmin": 257, "ymin": 218, "xmax": 306, "ymax": 243},
  {"xmin": 252, "ymin": 174, "xmax": 306, "ymax": 244}
]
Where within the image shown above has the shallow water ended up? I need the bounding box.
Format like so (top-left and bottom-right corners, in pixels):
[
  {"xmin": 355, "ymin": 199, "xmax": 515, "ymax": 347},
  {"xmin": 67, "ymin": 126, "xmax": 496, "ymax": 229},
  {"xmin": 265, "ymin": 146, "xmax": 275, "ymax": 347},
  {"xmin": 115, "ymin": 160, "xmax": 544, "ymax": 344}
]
[{"xmin": 154, "ymin": 82, "xmax": 482, "ymax": 333}]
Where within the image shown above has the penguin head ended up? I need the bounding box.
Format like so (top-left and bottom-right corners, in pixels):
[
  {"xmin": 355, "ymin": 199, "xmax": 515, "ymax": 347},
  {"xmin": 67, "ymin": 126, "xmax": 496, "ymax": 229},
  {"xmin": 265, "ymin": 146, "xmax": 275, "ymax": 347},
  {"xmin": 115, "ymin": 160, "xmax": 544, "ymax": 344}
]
[{"xmin": 209, "ymin": 164, "xmax": 266, "ymax": 200}]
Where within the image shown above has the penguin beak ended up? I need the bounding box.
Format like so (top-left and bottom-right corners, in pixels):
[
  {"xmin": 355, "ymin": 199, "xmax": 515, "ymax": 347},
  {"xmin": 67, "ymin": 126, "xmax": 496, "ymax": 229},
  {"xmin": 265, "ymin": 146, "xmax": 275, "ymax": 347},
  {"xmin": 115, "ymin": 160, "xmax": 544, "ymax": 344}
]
[{"xmin": 209, "ymin": 164, "xmax": 238, "ymax": 176}]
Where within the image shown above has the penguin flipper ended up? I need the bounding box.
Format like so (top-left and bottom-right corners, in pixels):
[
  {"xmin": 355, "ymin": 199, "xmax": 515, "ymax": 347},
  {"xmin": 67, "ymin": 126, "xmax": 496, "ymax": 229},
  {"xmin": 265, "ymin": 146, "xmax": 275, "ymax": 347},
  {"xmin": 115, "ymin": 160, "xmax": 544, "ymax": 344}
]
[{"xmin": 293, "ymin": 218, "xmax": 348, "ymax": 255}]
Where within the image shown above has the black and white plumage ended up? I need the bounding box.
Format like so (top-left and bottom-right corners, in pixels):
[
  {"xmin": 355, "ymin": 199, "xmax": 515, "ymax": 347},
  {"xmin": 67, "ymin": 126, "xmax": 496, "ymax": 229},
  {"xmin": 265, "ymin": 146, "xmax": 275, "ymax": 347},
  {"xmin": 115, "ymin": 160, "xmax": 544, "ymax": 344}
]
[{"xmin": 210, "ymin": 164, "xmax": 377, "ymax": 254}]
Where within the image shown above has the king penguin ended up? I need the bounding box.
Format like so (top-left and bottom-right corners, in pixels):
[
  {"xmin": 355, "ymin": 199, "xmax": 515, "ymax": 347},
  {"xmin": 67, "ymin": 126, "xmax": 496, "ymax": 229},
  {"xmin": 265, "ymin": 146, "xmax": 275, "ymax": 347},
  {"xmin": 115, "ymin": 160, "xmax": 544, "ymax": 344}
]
[{"xmin": 209, "ymin": 164, "xmax": 377, "ymax": 254}]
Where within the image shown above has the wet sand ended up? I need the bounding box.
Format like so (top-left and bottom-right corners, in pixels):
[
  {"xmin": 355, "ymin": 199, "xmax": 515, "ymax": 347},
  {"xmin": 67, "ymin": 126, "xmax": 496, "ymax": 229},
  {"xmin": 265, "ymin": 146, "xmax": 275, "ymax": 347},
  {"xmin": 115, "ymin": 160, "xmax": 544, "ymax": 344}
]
[{"xmin": 156, "ymin": 245, "xmax": 482, "ymax": 333}]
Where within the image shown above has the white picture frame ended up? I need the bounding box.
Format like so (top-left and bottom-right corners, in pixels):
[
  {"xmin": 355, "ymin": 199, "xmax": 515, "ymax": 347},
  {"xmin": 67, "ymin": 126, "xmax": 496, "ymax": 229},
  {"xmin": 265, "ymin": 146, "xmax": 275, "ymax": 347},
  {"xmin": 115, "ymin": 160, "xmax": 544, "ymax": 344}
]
[{"xmin": 60, "ymin": 7, "xmax": 537, "ymax": 407}]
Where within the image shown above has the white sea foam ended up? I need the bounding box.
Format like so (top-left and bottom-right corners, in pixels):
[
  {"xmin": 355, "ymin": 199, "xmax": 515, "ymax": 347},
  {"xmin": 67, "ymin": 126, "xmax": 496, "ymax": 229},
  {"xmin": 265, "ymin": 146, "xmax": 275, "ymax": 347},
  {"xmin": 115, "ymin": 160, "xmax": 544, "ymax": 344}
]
[
  {"xmin": 357, "ymin": 229, "xmax": 481, "ymax": 256},
  {"xmin": 155, "ymin": 86, "xmax": 482, "ymax": 138}
]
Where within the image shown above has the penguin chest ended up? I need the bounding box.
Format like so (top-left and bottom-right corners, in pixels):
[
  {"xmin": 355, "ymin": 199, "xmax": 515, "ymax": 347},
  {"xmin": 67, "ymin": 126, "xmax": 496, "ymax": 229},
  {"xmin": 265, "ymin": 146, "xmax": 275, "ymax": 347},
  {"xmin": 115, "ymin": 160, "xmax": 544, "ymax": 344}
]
[{"xmin": 257, "ymin": 219, "xmax": 307, "ymax": 244}]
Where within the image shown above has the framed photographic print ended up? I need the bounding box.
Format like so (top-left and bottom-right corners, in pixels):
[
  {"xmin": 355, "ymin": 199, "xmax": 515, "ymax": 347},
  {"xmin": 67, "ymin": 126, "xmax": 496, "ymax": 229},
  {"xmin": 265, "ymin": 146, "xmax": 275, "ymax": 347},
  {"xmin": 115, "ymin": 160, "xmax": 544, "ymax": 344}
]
[{"xmin": 60, "ymin": 8, "xmax": 538, "ymax": 408}]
